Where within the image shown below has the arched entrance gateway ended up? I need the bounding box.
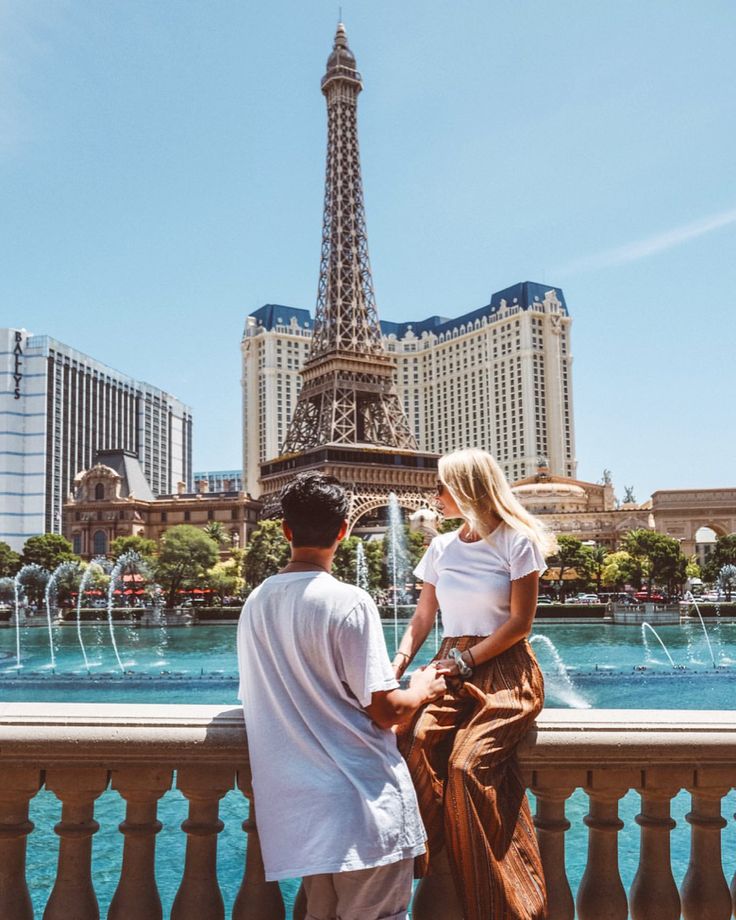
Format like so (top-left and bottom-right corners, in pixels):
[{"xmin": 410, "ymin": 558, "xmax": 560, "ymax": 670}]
[
  {"xmin": 651, "ymin": 489, "xmax": 736, "ymax": 557},
  {"xmin": 349, "ymin": 488, "xmax": 432, "ymax": 534}
]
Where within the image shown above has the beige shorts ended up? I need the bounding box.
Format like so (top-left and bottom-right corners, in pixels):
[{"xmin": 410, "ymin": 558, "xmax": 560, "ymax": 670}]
[{"xmin": 303, "ymin": 856, "xmax": 414, "ymax": 920}]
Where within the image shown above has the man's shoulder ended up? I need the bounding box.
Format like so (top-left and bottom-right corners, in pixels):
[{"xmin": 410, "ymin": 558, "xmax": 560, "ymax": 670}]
[{"xmin": 319, "ymin": 577, "xmax": 375, "ymax": 614}]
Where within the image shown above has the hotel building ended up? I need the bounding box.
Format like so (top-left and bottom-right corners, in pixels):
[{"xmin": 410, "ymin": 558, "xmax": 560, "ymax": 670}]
[
  {"xmin": 1, "ymin": 328, "xmax": 193, "ymax": 551},
  {"xmin": 241, "ymin": 281, "xmax": 576, "ymax": 498}
]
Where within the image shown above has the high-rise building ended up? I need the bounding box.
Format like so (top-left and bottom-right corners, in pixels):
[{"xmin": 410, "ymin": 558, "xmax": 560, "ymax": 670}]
[
  {"xmin": 242, "ymin": 281, "xmax": 576, "ymax": 498},
  {"xmin": 193, "ymin": 469, "xmax": 244, "ymax": 494},
  {"xmin": 1, "ymin": 328, "xmax": 193, "ymax": 551},
  {"xmin": 255, "ymin": 24, "xmax": 438, "ymax": 525}
]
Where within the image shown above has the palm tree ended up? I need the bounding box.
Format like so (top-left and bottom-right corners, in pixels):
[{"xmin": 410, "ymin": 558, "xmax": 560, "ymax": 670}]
[{"xmin": 203, "ymin": 521, "xmax": 227, "ymax": 547}]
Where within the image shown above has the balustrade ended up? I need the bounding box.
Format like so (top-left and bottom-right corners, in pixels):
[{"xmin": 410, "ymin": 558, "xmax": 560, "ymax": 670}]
[{"xmin": 0, "ymin": 705, "xmax": 735, "ymax": 917}]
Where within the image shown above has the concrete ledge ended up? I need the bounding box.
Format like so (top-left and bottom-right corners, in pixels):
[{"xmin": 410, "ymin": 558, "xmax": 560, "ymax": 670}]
[{"xmin": 0, "ymin": 704, "xmax": 735, "ymax": 768}]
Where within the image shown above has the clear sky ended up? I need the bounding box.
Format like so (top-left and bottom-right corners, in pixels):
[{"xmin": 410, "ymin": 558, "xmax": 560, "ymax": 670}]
[{"xmin": 2, "ymin": 1, "xmax": 734, "ymax": 502}]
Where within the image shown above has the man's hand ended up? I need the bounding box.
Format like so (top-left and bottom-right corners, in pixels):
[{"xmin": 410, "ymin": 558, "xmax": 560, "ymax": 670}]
[{"xmin": 408, "ymin": 664, "xmax": 446, "ymax": 702}]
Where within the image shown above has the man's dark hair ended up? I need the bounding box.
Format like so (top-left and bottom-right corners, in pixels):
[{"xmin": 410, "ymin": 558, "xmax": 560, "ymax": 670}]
[{"xmin": 279, "ymin": 472, "xmax": 349, "ymax": 548}]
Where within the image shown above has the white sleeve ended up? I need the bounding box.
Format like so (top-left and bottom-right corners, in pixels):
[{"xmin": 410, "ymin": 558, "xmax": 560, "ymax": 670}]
[
  {"xmin": 414, "ymin": 537, "xmax": 439, "ymax": 585},
  {"xmin": 336, "ymin": 599, "xmax": 399, "ymax": 708},
  {"xmin": 509, "ymin": 532, "xmax": 548, "ymax": 581}
]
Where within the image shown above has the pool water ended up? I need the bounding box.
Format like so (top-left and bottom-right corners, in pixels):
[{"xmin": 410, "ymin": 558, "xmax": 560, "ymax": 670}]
[{"xmin": 2, "ymin": 619, "xmax": 736, "ymax": 915}]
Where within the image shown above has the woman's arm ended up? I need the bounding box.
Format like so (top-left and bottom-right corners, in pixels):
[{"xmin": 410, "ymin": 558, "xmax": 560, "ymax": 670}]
[
  {"xmin": 436, "ymin": 571, "xmax": 539, "ymax": 676},
  {"xmin": 391, "ymin": 581, "xmax": 439, "ymax": 678}
]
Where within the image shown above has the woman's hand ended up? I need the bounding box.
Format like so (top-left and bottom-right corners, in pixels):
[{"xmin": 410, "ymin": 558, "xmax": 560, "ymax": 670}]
[{"xmin": 435, "ymin": 656, "xmax": 460, "ymax": 677}]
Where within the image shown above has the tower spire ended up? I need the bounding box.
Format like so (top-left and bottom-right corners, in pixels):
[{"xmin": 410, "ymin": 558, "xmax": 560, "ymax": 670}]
[
  {"xmin": 258, "ymin": 25, "xmax": 437, "ymax": 528},
  {"xmin": 281, "ymin": 25, "xmax": 417, "ymax": 452}
]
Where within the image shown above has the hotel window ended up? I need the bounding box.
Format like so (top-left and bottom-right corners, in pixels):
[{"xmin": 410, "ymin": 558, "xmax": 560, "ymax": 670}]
[{"xmin": 93, "ymin": 530, "xmax": 107, "ymax": 556}]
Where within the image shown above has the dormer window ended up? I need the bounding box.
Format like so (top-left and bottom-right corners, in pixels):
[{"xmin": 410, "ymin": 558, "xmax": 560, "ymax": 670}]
[{"xmin": 94, "ymin": 483, "xmax": 105, "ymax": 500}]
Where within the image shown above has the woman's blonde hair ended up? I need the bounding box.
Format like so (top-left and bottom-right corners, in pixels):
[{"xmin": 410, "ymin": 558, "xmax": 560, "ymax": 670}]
[{"xmin": 438, "ymin": 448, "xmax": 557, "ymax": 556}]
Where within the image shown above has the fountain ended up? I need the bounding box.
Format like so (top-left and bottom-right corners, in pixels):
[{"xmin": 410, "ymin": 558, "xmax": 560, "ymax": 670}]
[
  {"xmin": 354, "ymin": 540, "xmax": 369, "ymax": 593},
  {"xmin": 689, "ymin": 598, "xmax": 717, "ymax": 668},
  {"xmin": 386, "ymin": 493, "xmax": 411, "ymax": 648},
  {"xmin": 529, "ymin": 634, "xmax": 590, "ymax": 708},
  {"xmin": 75, "ymin": 556, "xmax": 110, "ymax": 672},
  {"xmin": 641, "ymin": 622, "xmax": 678, "ymax": 669},
  {"xmin": 43, "ymin": 561, "xmax": 81, "ymax": 672},
  {"xmin": 106, "ymin": 551, "xmax": 153, "ymax": 673},
  {"xmin": 12, "ymin": 564, "xmax": 50, "ymax": 670}
]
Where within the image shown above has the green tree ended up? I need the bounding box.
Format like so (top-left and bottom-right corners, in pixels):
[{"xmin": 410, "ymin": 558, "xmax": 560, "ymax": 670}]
[
  {"xmin": 110, "ymin": 535, "xmax": 157, "ymax": 563},
  {"xmin": 0, "ymin": 541, "xmax": 22, "ymax": 577},
  {"xmin": 582, "ymin": 544, "xmax": 608, "ymax": 594},
  {"xmin": 333, "ymin": 535, "xmax": 360, "ymax": 586},
  {"xmin": 703, "ymin": 535, "xmax": 736, "ymax": 582},
  {"xmin": 206, "ymin": 558, "xmax": 245, "ymax": 604},
  {"xmin": 15, "ymin": 565, "xmax": 50, "ymax": 605},
  {"xmin": 601, "ymin": 551, "xmax": 637, "ymax": 591},
  {"xmin": 203, "ymin": 521, "xmax": 227, "ymax": 547},
  {"xmin": 242, "ymin": 520, "xmax": 290, "ymax": 591},
  {"xmin": 622, "ymin": 529, "xmax": 687, "ymax": 596},
  {"xmin": 548, "ymin": 536, "xmax": 591, "ymax": 602},
  {"xmin": 363, "ymin": 539, "xmax": 385, "ymax": 596},
  {"xmin": 155, "ymin": 525, "xmax": 219, "ymax": 608},
  {"xmin": 22, "ymin": 534, "xmax": 77, "ymax": 571},
  {"xmin": 685, "ymin": 556, "xmax": 701, "ymax": 581}
]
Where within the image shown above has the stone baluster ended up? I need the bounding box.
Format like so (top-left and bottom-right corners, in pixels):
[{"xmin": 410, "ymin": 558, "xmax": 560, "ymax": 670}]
[
  {"xmin": 43, "ymin": 767, "xmax": 109, "ymax": 920},
  {"xmin": 681, "ymin": 768, "xmax": 732, "ymax": 920},
  {"xmin": 630, "ymin": 767, "xmax": 685, "ymax": 920},
  {"xmin": 411, "ymin": 848, "xmax": 463, "ymax": 920},
  {"xmin": 171, "ymin": 765, "xmax": 234, "ymax": 920},
  {"xmin": 531, "ymin": 769, "xmax": 579, "ymax": 920},
  {"xmin": 232, "ymin": 769, "xmax": 285, "ymax": 920},
  {"xmin": 108, "ymin": 766, "xmax": 173, "ymax": 920},
  {"xmin": 0, "ymin": 766, "xmax": 42, "ymax": 920},
  {"xmin": 576, "ymin": 770, "xmax": 633, "ymax": 920}
]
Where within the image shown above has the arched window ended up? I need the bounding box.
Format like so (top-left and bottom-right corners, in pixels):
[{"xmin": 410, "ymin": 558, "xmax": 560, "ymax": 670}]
[
  {"xmin": 72, "ymin": 533, "xmax": 82, "ymax": 555},
  {"xmin": 94, "ymin": 483, "xmax": 105, "ymax": 500},
  {"xmin": 93, "ymin": 530, "xmax": 107, "ymax": 556}
]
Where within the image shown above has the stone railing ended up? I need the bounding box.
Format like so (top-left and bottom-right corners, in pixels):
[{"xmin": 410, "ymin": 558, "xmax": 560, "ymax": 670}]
[{"xmin": 1, "ymin": 705, "xmax": 736, "ymax": 918}]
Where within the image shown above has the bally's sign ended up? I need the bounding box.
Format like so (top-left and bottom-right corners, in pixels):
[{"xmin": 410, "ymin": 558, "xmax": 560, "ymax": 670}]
[{"xmin": 13, "ymin": 331, "xmax": 23, "ymax": 399}]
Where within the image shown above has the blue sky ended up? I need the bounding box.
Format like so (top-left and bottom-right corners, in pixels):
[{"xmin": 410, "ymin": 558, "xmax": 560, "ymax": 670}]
[{"xmin": 2, "ymin": 1, "xmax": 734, "ymax": 502}]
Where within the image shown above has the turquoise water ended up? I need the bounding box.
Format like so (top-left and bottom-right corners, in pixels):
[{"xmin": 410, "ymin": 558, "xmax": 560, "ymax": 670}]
[{"xmin": 2, "ymin": 620, "xmax": 736, "ymax": 915}]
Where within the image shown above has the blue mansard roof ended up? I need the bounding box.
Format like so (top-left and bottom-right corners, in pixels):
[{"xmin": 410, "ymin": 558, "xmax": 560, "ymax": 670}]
[
  {"xmin": 248, "ymin": 282, "xmax": 567, "ymax": 337},
  {"xmin": 249, "ymin": 304, "xmax": 314, "ymax": 330}
]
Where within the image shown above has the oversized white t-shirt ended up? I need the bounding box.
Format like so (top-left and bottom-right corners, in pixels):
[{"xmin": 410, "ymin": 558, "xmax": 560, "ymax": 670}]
[
  {"xmin": 237, "ymin": 571, "xmax": 426, "ymax": 882},
  {"xmin": 415, "ymin": 524, "xmax": 547, "ymax": 636}
]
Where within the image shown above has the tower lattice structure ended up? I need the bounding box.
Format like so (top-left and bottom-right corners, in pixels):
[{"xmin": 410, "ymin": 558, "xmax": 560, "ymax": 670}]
[
  {"xmin": 282, "ymin": 23, "xmax": 417, "ymax": 454},
  {"xmin": 259, "ymin": 24, "xmax": 437, "ymax": 527}
]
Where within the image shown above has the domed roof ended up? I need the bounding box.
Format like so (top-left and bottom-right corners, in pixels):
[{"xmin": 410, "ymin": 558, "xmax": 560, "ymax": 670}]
[{"xmin": 326, "ymin": 23, "xmax": 357, "ymax": 71}]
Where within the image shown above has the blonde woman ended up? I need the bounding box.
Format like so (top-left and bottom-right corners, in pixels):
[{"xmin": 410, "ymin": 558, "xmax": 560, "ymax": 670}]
[{"xmin": 394, "ymin": 448, "xmax": 555, "ymax": 920}]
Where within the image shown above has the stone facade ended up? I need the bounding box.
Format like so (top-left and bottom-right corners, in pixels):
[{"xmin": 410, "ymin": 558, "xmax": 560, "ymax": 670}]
[
  {"xmin": 652, "ymin": 488, "xmax": 736, "ymax": 556},
  {"xmin": 63, "ymin": 453, "xmax": 261, "ymax": 559},
  {"xmin": 512, "ymin": 464, "xmax": 652, "ymax": 549},
  {"xmin": 243, "ymin": 284, "xmax": 576, "ymax": 500}
]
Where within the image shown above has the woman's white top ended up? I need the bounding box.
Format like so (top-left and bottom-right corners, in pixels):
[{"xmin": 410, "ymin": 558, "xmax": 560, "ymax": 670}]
[{"xmin": 414, "ymin": 523, "xmax": 547, "ymax": 637}]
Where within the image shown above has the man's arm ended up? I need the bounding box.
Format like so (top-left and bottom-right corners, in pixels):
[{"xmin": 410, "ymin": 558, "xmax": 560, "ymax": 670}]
[{"xmin": 364, "ymin": 664, "xmax": 446, "ymax": 729}]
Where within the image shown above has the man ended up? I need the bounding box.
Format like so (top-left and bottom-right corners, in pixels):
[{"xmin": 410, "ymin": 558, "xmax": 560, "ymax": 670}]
[{"xmin": 237, "ymin": 472, "xmax": 446, "ymax": 920}]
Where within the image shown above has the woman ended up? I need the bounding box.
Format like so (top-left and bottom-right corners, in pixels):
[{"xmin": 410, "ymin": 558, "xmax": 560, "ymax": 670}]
[{"xmin": 394, "ymin": 448, "xmax": 555, "ymax": 920}]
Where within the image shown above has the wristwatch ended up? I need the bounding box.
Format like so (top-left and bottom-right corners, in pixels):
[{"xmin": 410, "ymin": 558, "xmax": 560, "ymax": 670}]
[{"xmin": 449, "ymin": 648, "xmax": 473, "ymax": 679}]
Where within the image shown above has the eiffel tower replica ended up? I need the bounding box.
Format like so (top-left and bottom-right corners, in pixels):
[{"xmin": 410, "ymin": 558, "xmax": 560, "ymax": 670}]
[{"xmin": 259, "ymin": 23, "xmax": 438, "ymax": 528}]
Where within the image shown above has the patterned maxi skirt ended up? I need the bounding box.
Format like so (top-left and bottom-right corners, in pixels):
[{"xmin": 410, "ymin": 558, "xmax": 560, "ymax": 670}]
[{"xmin": 398, "ymin": 637, "xmax": 547, "ymax": 920}]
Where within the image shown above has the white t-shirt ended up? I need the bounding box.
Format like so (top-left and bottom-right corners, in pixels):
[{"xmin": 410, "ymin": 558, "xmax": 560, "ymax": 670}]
[
  {"xmin": 414, "ymin": 524, "xmax": 547, "ymax": 637},
  {"xmin": 237, "ymin": 571, "xmax": 426, "ymax": 882}
]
